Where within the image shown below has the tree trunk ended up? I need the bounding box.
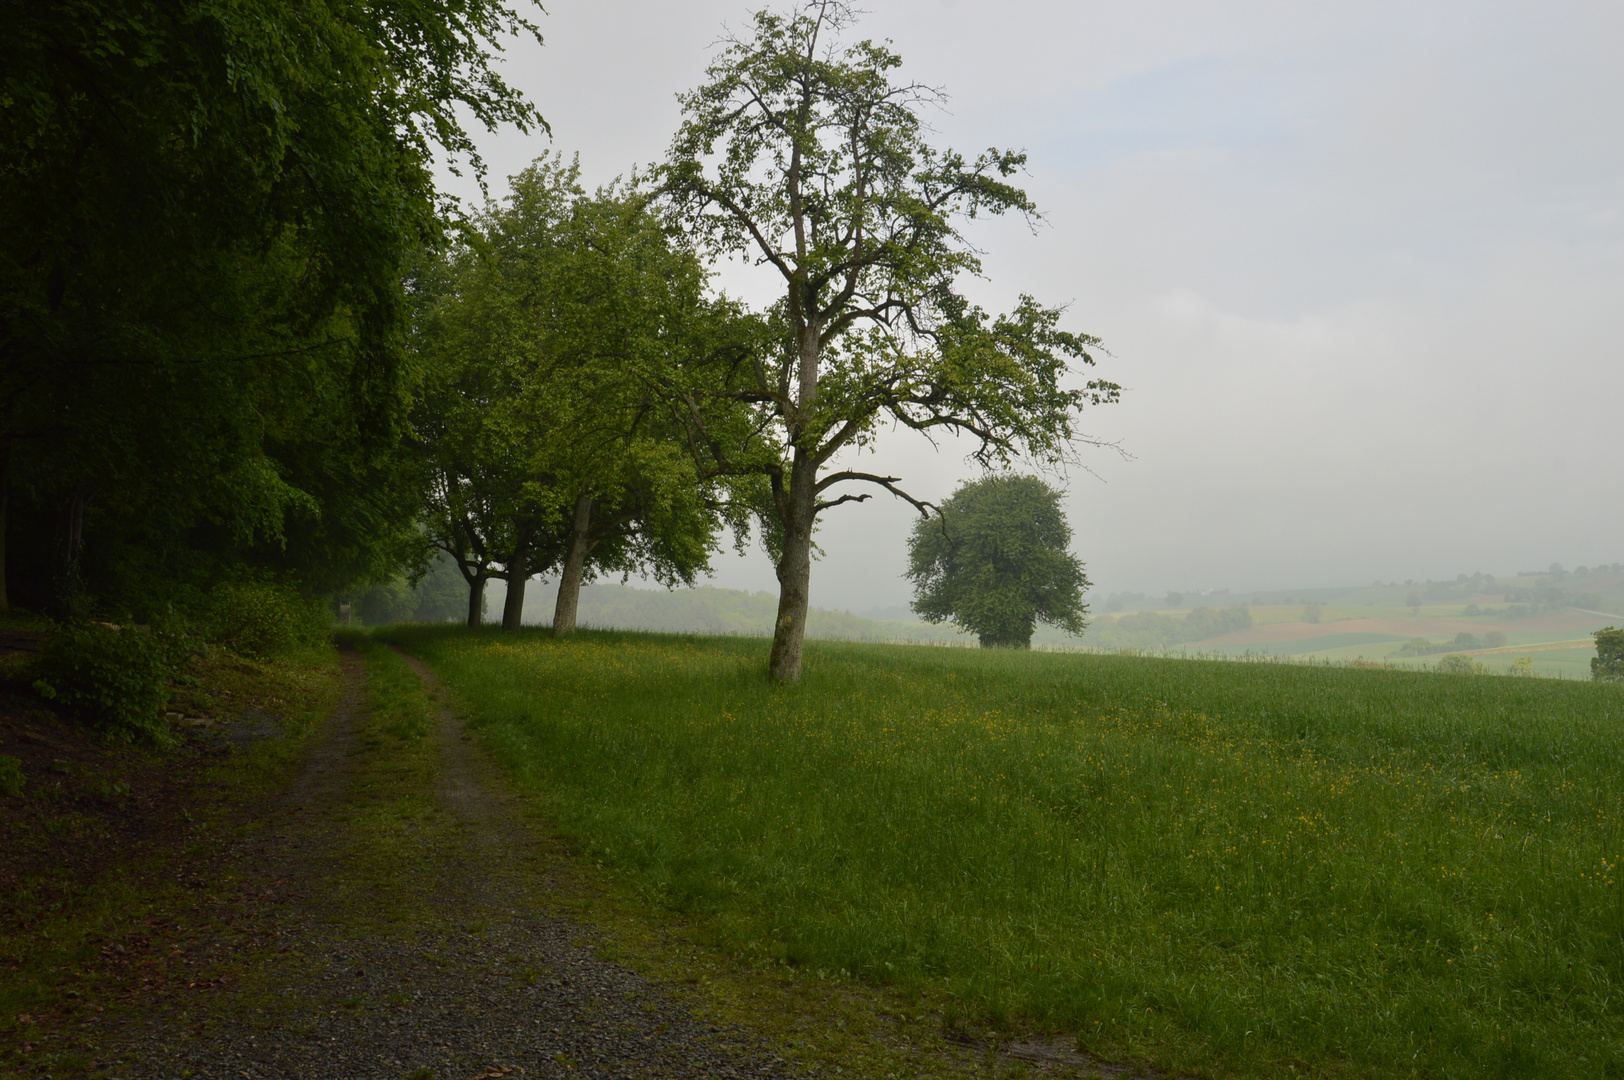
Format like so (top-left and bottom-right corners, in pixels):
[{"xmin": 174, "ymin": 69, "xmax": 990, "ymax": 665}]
[
  {"xmin": 767, "ymin": 452, "xmax": 818, "ymax": 683},
  {"xmin": 0, "ymin": 438, "xmax": 9, "ymax": 613},
  {"xmin": 50, "ymin": 494, "xmax": 88, "ymax": 620},
  {"xmin": 466, "ymin": 576, "xmax": 485, "ymax": 628},
  {"xmin": 552, "ymin": 493, "xmax": 595, "ymax": 637},
  {"xmin": 501, "ymin": 538, "xmax": 529, "ymax": 632}
]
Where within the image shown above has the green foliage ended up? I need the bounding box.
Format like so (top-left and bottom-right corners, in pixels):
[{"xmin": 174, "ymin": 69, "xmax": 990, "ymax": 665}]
[
  {"xmin": 1593, "ymin": 627, "xmax": 1624, "ymax": 683},
  {"xmin": 32, "ymin": 625, "xmax": 175, "ymax": 741},
  {"xmin": 207, "ymin": 580, "xmax": 330, "ymax": 660},
  {"xmin": 392, "ymin": 627, "xmax": 1624, "ymax": 1076},
  {"xmin": 0, "ymin": 755, "xmax": 23, "ymax": 797},
  {"xmin": 659, "ymin": 2, "xmax": 1117, "ymax": 679},
  {"xmin": 908, "ymin": 475, "xmax": 1088, "ymax": 648},
  {"xmin": 409, "ymin": 555, "xmax": 474, "ymax": 623},
  {"xmin": 1436, "ymin": 652, "xmax": 1488, "ymax": 675},
  {"xmin": 1088, "ymin": 605, "xmax": 1252, "ymax": 649},
  {"xmin": 1509, "ymin": 655, "xmax": 1537, "ymax": 677},
  {"xmin": 1400, "ymin": 633, "xmax": 1489, "ymax": 658},
  {"xmin": 1, "ymin": 0, "xmax": 543, "ymax": 613},
  {"xmin": 413, "ymin": 157, "xmax": 754, "ymax": 630},
  {"xmin": 353, "ymin": 554, "xmax": 470, "ymax": 625},
  {"xmin": 1179, "ymin": 605, "xmax": 1254, "ymax": 640}
]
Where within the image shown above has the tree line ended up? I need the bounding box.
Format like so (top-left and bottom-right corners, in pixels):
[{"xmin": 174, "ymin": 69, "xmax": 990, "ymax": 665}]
[{"xmin": 2, "ymin": 0, "xmax": 1116, "ymax": 682}]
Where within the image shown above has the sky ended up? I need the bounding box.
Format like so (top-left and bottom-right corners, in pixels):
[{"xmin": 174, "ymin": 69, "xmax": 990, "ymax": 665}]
[{"xmin": 442, "ymin": 0, "xmax": 1624, "ymax": 612}]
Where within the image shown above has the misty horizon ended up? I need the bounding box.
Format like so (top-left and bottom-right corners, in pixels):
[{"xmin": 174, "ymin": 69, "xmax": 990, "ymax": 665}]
[{"xmin": 435, "ymin": 1, "xmax": 1622, "ymax": 610}]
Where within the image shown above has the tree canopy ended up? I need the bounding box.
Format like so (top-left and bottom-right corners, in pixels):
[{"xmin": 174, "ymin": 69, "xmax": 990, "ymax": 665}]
[
  {"xmin": 1594, "ymin": 627, "xmax": 1624, "ymax": 683},
  {"xmin": 0, "ymin": 0, "xmax": 543, "ymax": 616},
  {"xmin": 907, "ymin": 474, "xmax": 1090, "ymax": 648},
  {"xmin": 413, "ymin": 158, "xmax": 750, "ymax": 632},
  {"xmin": 661, "ymin": 0, "xmax": 1118, "ymax": 681}
]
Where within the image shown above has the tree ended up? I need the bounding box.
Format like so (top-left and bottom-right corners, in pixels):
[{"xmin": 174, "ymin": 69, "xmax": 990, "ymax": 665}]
[
  {"xmin": 0, "ymin": 0, "xmax": 544, "ymax": 615},
  {"xmin": 661, "ymin": 2, "xmax": 1117, "ymax": 681},
  {"xmin": 906, "ymin": 474, "xmax": 1088, "ymax": 648},
  {"xmin": 1594, "ymin": 627, "xmax": 1624, "ymax": 683},
  {"xmin": 413, "ymin": 159, "xmax": 744, "ymax": 632},
  {"xmin": 510, "ymin": 181, "xmax": 748, "ymax": 635}
]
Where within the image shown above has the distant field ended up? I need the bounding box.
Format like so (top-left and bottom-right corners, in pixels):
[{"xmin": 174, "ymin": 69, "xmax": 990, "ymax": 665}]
[
  {"xmin": 1172, "ymin": 604, "xmax": 1614, "ymax": 677},
  {"xmin": 386, "ymin": 627, "xmax": 1624, "ymax": 1078}
]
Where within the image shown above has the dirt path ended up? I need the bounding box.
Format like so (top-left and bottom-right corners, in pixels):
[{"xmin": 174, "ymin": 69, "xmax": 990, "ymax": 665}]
[{"xmin": 98, "ymin": 646, "xmax": 798, "ymax": 1079}]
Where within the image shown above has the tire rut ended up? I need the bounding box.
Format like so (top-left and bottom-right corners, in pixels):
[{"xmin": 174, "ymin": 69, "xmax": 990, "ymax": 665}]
[{"xmin": 102, "ymin": 645, "xmax": 799, "ymax": 1080}]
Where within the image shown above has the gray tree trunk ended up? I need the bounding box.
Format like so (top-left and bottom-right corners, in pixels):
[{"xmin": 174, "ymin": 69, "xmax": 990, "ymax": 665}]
[
  {"xmin": 50, "ymin": 494, "xmax": 87, "ymax": 620},
  {"xmin": 466, "ymin": 576, "xmax": 485, "ymax": 628},
  {"xmin": 767, "ymin": 452, "xmax": 818, "ymax": 683},
  {"xmin": 0, "ymin": 438, "xmax": 9, "ymax": 612},
  {"xmin": 501, "ymin": 541, "xmax": 529, "ymax": 632},
  {"xmin": 552, "ymin": 493, "xmax": 595, "ymax": 637}
]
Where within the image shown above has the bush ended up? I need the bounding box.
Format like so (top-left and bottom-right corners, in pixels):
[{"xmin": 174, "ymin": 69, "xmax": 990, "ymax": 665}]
[
  {"xmin": 32, "ymin": 624, "xmax": 176, "ymax": 741},
  {"xmin": 1509, "ymin": 656, "xmax": 1536, "ymax": 677},
  {"xmin": 208, "ymin": 580, "xmax": 331, "ymax": 659},
  {"xmin": 1436, "ymin": 653, "xmax": 1486, "ymax": 675},
  {"xmin": 0, "ymin": 754, "xmax": 23, "ymax": 796}
]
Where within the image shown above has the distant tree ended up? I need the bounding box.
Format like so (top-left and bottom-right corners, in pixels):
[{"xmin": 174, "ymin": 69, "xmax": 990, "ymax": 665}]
[
  {"xmin": 906, "ymin": 475, "xmax": 1089, "ymax": 648},
  {"xmin": 1165, "ymin": 592, "xmax": 1185, "ymax": 609},
  {"xmin": 1485, "ymin": 631, "xmax": 1508, "ymax": 648},
  {"xmin": 1302, "ymin": 605, "xmax": 1322, "ymax": 624},
  {"xmin": 1593, "ymin": 627, "xmax": 1624, "ymax": 683},
  {"xmin": 661, "ymin": 1, "xmax": 1117, "ymax": 681},
  {"xmin": 1181, "ymin": 606, "xmax": 1252, "ymax": 641},
  {"xmin": 1509, "ymin": 655, "xmax": 1536, "ymax": 677},
  {"xmin": 1437, "ymin": 653, "xmax": 1485, "ymax": 675}
]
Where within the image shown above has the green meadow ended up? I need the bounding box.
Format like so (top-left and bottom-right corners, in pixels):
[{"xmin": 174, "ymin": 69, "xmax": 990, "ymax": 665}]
[{"xmin": 382, "ymin": 626, "xmax": 1624, "ymax": 1078}]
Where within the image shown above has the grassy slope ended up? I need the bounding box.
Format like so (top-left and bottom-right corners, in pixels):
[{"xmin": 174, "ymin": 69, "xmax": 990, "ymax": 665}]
[{"xmin": 386, "ymin": 626, "xmax": 1624, "ymax": 1079}]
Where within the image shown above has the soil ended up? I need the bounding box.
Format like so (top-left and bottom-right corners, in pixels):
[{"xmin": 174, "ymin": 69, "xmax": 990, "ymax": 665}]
[
  {"xmin": 0, "ymin": 669, "xmax": 280, "ymax": 934},
  {"xmin": 24, "ymin": 647, "xmax": 798, "ymax": 1079}
]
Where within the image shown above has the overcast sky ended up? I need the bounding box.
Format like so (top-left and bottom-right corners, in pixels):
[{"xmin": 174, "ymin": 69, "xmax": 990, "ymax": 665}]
[{"xmin": 444, "ymin": 0, "xmax": 1624, "ymax": 611}]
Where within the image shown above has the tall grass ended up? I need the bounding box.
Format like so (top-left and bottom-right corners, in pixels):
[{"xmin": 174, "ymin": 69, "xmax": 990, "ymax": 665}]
[{"xmin": 383, "ymin": 626, "xmax": 1624, "ymax": 1078}]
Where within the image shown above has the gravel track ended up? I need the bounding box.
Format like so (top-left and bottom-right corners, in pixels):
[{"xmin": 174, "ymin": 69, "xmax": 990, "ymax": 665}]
[{"xmin": 102, "ymin": 646, "xmax": 800, "ymax": 1080}]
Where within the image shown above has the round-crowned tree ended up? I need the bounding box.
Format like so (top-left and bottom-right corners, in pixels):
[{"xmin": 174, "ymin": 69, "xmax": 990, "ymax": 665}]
[{"xmin": 906, "ymin": 475, "xmax": 1090, "ymax": 648}]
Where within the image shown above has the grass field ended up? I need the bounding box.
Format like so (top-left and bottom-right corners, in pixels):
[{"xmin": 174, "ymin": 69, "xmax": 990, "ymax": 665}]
[{"xmin": 382, "ymin": 626, "xmax": 1624, "ymax": 1078}]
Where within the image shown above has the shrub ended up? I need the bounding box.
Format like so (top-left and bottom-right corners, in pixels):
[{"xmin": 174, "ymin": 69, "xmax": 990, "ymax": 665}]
[
  {"xmin": 208, "ymin": 580, "xmax": 330, "ymax": 659},
  {"xmin": 1509, "ymin": 656, "xmax": 1536, "ymax": 677},
  {"xmin": 32, "ymin": 624, "xmax": 176, "ymax": 741},
  {"xmin": 0, "ymin": 754, "xmax": 23, "ymax": 796},
  {"xmin": 1436, "ymin": 653, "xmax": 1486, "ymax": 675},
  {"xmin": 1397, "ymin": 637, "xmax": 1432, "ymax": 656}
]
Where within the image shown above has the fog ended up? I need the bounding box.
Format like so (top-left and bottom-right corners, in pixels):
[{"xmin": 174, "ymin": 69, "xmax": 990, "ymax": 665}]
[{"xmin": 442, "ymin": 0, "xmax": 1624, "ymax": 612}]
